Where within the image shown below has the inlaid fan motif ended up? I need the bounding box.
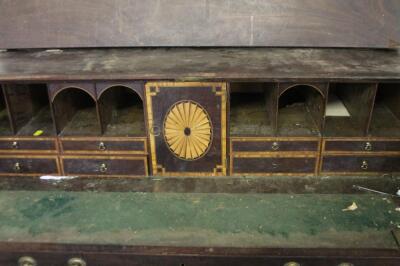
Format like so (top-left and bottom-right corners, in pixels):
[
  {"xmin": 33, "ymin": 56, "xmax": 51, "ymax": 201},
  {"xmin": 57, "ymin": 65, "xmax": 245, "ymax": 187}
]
[{"xmin": 164, "ymin": 101, "xmax": 212, "ymax": 160}]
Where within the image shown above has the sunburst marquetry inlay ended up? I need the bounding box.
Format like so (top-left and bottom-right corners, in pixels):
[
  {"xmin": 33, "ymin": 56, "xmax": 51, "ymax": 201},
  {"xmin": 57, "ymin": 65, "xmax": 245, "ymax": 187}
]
[{"xmin": 164, "ymin": 101, "xmax": 212, "ymax": 160}]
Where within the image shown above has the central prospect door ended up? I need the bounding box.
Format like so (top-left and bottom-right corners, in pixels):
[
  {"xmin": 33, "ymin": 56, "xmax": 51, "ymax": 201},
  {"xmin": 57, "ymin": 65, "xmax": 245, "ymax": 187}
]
[{"xmin": 145, "ymin": 82, "xmax": 227, "ymax": 176}]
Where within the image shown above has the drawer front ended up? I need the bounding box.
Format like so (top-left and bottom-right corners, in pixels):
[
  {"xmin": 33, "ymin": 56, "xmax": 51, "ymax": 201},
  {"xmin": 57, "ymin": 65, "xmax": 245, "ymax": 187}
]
[
  {"xmin": 233, "ymin": 157, "xmax": 316, "ymax": 174},
  {"xmin": 232, "ymin": 140, "xmax": 319, "ymax": 152},
  {"xmin": 324, "ymin": 140, "xmax": 400, "ymax": 152},
  {"xmin": 321, "ymin": 156, "xmax": 400, "ymax": 173},
  {"xmin": 0, "ymin": 139, "xmax": 56, "ymax": 152},
  {"xmin": 62, "ymin": 157, "xmax": 147, "ymax": 176},
  {"xmin": 2, "ymin": 251, "xmax": 398, "ymax": 266},
  {"xmin": 61, "ymin": 139, "xmax": 146, "ymax": 154},
  {"xmin": 0, "ymin": 157, "xmax": 59, "ymax": 175}
]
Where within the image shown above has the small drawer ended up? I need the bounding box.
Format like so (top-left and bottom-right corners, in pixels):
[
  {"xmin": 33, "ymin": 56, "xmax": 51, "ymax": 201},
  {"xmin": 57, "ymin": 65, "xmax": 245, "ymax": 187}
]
[
  {"xmin": 232, "ymin": 140, "xmax": 318, "ymax": 152},
  {"xmin": 62, "ymin": 156, "xmax": 148, "ymax": 176},
  {"xmin": 324, "ymin": 140, "xmax": 400, "ymax": 152},
  {"xmin": 60, "ymin": 138, "xmax": 146, "ymax": 154},
  {"xmin": 321, "ymin": 155, "xmax": 400, "ymax": 173},
  {"xmin": 232, "ymin": 157, "xmax": 316, "ymax": 175},
  {"xmin": 0, "ymin": 138, "xmax": 57, "ymax": 153},
  {"xmin": 0, "ymin": 156, "xmax": 59, "ymax": 175}
]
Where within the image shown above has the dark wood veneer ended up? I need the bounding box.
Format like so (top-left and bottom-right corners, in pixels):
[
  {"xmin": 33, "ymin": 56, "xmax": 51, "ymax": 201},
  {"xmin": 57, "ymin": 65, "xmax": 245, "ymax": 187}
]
[
  {"xmin": 0, "ymin": 156, "xmax": 59, "ymax": 175},
  {"xmin": 322, "ymin": 155, "xmax": 400, "ymax": 173},
  {"xmin": 1, "ymin": 243, "xmax": 398, "ymax": 266},
  {"xmin": 62, "ymin": 156, "xmax": 147, "ymax": 177},
  {"xmin": 60, "ymin": 138, "xmax": 146, "ymax": 154},
  {"xmin": 0, "ymin": 138, "xmax": 57, "ymax": 153},
  {"xmin": 233, "ymin": 140, "xmax": 319, "ymax": 152},
  {"xmin": 233, "ymin": 157, "xmax": 317, "ymax": 175},
  {"xmin": 1, "ymin": 0, "xmax": 399, "ymax": 49},
  {"xmin": 324, "ymin": 140, "xmax": 400, "ymax": 153}
]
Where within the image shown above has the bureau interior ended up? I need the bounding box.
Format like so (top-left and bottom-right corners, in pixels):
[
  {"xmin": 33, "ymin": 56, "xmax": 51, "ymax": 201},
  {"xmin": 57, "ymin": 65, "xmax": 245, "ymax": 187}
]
[
  {"xmin": 0, "ymin": 82, "xmax": 397, "ymax": 140},
  {"xmin": 229, "ymin": 83, "xmax": 275, "ymax": 136},
  {"xmin": 3, "ymin": 84, "xmax": 54, "ymax": 136},
  {"xmin": 278, "ymin": 85, "xmax": 324, "ymax": 136},
  {"xmin": 324, "ymin": 83, "xmax": 375, "ymax": 137},
  {"xmin": 369, "ymin": 83, "xmax": 400, "ymax": 137},
  {"xmin": 98, "ymin": 85, "xmax": 145, "ymax": 137},
  {"xmin": 0, "ymin": 88, "xmax": 11, "ymax": 136},
  {"xmin": 52, "ymin": 87, "xmax": 101, "ymax": 136}
]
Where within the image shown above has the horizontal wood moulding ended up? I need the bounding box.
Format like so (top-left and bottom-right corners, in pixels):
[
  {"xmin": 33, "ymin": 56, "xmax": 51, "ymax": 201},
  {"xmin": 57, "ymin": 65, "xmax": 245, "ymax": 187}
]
[
  {"xmin": 0, "ymin": 48, "xmax": 400, "ymax": 82},
  {"xmin": 0, "ymin": 0, "xmax": 399, "ymax": 48}
]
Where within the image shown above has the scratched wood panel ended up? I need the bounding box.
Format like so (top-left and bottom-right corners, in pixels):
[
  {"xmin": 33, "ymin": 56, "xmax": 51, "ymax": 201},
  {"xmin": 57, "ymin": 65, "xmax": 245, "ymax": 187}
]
[
  {"xmin": 0, "ymin": 0, "xmax": 399, "ymax": 49},
  {"xmin": 0, "ymin": 48, "xmax": 399, "ymax": 82}
]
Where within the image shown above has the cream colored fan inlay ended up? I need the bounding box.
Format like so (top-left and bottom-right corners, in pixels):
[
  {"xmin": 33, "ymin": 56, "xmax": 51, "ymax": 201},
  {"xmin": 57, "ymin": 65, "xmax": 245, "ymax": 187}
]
[{"xmin": 164, "ymin": 101, "xmax": 212, "ymax": 160}]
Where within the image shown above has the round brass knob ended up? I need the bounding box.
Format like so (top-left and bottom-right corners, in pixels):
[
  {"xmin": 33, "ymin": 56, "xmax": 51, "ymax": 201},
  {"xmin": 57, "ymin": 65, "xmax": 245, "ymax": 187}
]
[
  {"xmin": 98, "ymin": 142, "xmax": 106, "ymax": 151},
  {"xmin": 150, "ymin": 126, "xmax": 160, "ymax": 136},
  {"xmin": 18, "ymin": 256, "xmax": 37, "ymax": 266},
  {"xmin": 337, "ymin": 263, "xmax": 354, "ymax": 266},
  {"xmin": 68, "ymin": 257, "xmax": 87, "ymax": 266},
  {"xmin": 272, "ymin": 141, "xmax": 279, "ymax": 151},
  {"xmin": 12, "ymin": 141, "xmax": 19, "ymax": 149},
  {"xmin": 99, "ymin": 163, "xmax": 107, "ymax": 173},
  {"xmin": 361, "ymin": 160, "xmax": 368, "ymax": 170},
  {"xmin": 284, "ymin": 262, "xmax": 300, "ymax": 266},
  {"xmin": 14, "ymin": 162, "xmax": 21, "ymax": 172},
  {"xmin": 364, "ymin": 142, "xmax": 372, "ymax": 151}
]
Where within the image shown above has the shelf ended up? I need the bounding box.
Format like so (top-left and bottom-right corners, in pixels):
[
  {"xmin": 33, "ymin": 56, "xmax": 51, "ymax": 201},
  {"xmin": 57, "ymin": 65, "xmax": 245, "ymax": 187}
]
[
  {"xmin": 60, "ymin": 108, "xmax": 99, "ymax": 136},
  {"xmin": 98, "ymin": 86, "xmax": 145, "ymax": 137},
  {"xmin": 324, "ymin": 83, "xmax": 376, "ymax": 137},
  {"xmin": 16, "ymin": 106, "xmax": 54, "ymax": 136},
  {"xmin": 278, "ymin": 85, "xmax": 323, "ymax": 136},
  {"xmin": 0, "ymin": 88, "xmax": 11, "ymax": 136},
  {"xmin": 2, "ymin": 84, "xmax": 54, "ymax": 136},
  {"xmin": 53, "ymin": 87, "xmax": 100, "ymax": 136},
  {"xmin": 0, "ymin": 48, "xmax": 399, "ymax": 82},
  {"xmin": 369, "ymin": 83, "xmax": 400, "ymax": 137},
  {"xmin": 230, "ymin": 83, "xmax": 275, "ymax": 136}
]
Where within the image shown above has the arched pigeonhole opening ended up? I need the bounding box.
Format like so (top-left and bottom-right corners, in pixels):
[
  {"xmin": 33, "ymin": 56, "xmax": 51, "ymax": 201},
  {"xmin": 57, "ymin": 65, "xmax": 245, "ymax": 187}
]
[
  {"xmin": 278, "ymin": 84, "xmax": 325, "ymax": 136},
  {"xmin": 51, "ymin": 87, "xmax": 100, "ymax": 136},
  {"xmin": 97, "ymin": 85, "xmax": 145, "ymax": 136}
]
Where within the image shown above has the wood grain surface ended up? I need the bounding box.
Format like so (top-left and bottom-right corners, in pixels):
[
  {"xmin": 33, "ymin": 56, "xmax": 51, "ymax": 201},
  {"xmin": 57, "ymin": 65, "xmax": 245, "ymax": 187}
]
[
  {"xmin": 0, "ymin": 0, "xmax": 399, "ymax": 49},
  {"xmin": 0, "ymin": 48, "xmax": 400, "ymax": 82}
]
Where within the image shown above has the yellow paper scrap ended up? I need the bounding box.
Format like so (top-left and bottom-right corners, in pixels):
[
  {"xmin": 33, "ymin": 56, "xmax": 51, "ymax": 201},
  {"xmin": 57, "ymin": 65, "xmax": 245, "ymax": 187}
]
[
  {"xmin": 33, "ymin": 130, "xmax": 44, "ymax": 136},
  {"xmin": 342, "ymin": 202, "xmax": 358, "ymax": 212}
]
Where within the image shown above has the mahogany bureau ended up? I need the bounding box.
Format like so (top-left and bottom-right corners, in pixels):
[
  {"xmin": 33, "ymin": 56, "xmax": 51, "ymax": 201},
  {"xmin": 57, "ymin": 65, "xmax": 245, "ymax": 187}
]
[
  {"xmin": 1, "ymin": 49, "xmax": 400, "ymax": 179},
  {"xmin": 1, "ymin": 0, "xmax": 400, "ymax": 265}
]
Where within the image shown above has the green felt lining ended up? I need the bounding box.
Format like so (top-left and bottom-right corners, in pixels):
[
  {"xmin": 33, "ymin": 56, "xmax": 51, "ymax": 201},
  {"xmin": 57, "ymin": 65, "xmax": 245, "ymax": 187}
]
[{"xmin": 0, "ymin": 191, "xmax": 398, "ymax": 248}]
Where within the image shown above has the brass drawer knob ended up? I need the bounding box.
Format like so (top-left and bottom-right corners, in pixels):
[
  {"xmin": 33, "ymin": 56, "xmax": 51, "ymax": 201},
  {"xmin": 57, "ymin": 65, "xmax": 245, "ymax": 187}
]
[
  {"xmin": 14, "ymin": 162, "xmax": 21, "ymax": 172},
  {"xmin": 284, "ymin": 262, "xmax": 300, "ymax": 266},
  {"xmin": 361, "ymin": 160, "xmax": 368, "ymax": 170},
  {"xmin": 364, "ymin": 142, "xmax": 372, "ymax": 151},
  {"xmin": 68, "ymin": 257, "xmax": 87, "ymax": 266},
  {"xmin": 98, "ymin": 141, "xmax": 106, "ymax": 151},
  {"xmin": 272, "ymin": 141, "xmax": 279, "ymax": 151},
  {"xmin": 150, "ymin": 126, "xmax": 160, "ymax": 136},
  {"xmin": 99, "ymin": 163, "xmax": 108, "ymax": 173},
  {"xmin": 12, "ymin": 141, "xmax": 19, "ymax": 149},
  {"xmin": 18, "ymin": 256, "xmax": 37, "ymax": 266}
]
